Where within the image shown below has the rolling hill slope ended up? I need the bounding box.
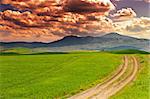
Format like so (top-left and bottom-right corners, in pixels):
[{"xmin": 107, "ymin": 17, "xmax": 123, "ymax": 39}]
[{"xmin": 1, "ymin": 33, "xmax": 149, "ymax": 52}]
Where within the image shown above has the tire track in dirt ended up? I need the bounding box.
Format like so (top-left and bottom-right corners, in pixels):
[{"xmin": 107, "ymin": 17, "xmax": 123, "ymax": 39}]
[{"xmin": 68, "ymin": 56, "xmax": 139, "ymax": 99}]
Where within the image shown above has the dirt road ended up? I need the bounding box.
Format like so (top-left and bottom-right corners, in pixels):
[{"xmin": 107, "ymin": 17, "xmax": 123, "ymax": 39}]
[{"xmin": 69, "ymin": 56, "xmax": 138, "ymax": 99}]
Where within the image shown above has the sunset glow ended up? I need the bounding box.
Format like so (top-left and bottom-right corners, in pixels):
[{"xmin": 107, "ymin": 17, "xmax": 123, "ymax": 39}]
[{"xmin": 0, "ymin": 0, "xmax": 150, "ymax": 42}]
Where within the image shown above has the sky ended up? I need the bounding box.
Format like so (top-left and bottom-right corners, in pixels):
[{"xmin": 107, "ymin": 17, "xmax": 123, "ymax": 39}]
[{"xmin": 0, "ymin": 0, "xmax": 150, "ymax": 42}]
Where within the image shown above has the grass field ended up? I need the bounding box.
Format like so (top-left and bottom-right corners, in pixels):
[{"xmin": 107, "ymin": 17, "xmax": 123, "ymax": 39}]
[
  {"xmin": 0, "ymin": 52, "xmax": 122, "ymax": 99},
  {"xmin": 111, "ymin": 54, "xmax": 149, "ymax": 99}
]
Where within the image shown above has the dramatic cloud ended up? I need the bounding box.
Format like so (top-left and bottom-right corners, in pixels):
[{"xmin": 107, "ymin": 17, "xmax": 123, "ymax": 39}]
[
  {"xmin": 63, "ymin": 0, "xmax": 115, "ymax": 14},
  {"xmin": 0, "ymin": 11, "xmax": 115, "ymax": 42},
  {"xmin": 1, "ymin": 10, "xmax": 44, "ymax": 27},
  {"xmin": 0, "ymin": 0, "xmax": 149, "ymax": 42},
  {"xmin": 114, "ymin": 0, "xmax": 150, "ymax": 17},
  {"xmin": 114, "ymin": 17, "xmax": 150, "ymax": 39},
  {"xmin": 0, "ymin": 0, "xmax": 117, "ymax": 42},
  {"xmin": 111, "ymin": 8, "xmax": 137, "ymax": 21}
]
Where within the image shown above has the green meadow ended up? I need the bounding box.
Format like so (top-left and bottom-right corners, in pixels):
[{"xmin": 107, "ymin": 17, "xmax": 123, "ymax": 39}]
[
  {"xmin": 0, "ymin": 52, "xmax": 122, "ymax": 99},
  {"xmin": 109, "ymin": 50, "xmax": 149, "ymax": 99},
  {"xmin": 111, "ymin": 55, "xmax": 149, "ymax": 99},
  {"xmin": 0, "ymin": 48, "xmax": 149, "ymax": 99}
]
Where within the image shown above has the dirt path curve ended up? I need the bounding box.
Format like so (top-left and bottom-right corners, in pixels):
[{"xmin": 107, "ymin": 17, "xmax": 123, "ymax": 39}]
[{"xmin": 68, "ymin": 56, "xmax": 139, "ymax": 99}]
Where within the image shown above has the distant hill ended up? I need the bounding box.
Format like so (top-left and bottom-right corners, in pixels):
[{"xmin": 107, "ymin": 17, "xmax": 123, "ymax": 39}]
[
  {"xmin": 108, "ymin": 49, "xmax": 150, "ymax": 54},
  {"xmin": 1, "ymin": 33, "xmax": 150, "ymax": 52}
]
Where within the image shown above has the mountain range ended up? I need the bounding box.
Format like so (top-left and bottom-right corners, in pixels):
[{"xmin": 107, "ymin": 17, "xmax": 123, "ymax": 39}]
[{"xmin": 0, "ymin": 33, "xmax": 150, "ymax": 52}]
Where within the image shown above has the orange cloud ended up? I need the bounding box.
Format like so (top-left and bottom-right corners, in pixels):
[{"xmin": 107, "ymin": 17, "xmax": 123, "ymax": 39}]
[
  {"xmin": 63, "ymin": 0, "xmax": 115, "ymax": 15},
  {"xmin": 0, "ymin": 0, "xmax": 119, "ymax": 42}
]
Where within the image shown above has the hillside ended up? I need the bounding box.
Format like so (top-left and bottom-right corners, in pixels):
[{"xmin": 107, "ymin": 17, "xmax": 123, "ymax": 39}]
[{"xmin": 1, "ymin": 33, "xmax": 149, "ymax": 52}]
